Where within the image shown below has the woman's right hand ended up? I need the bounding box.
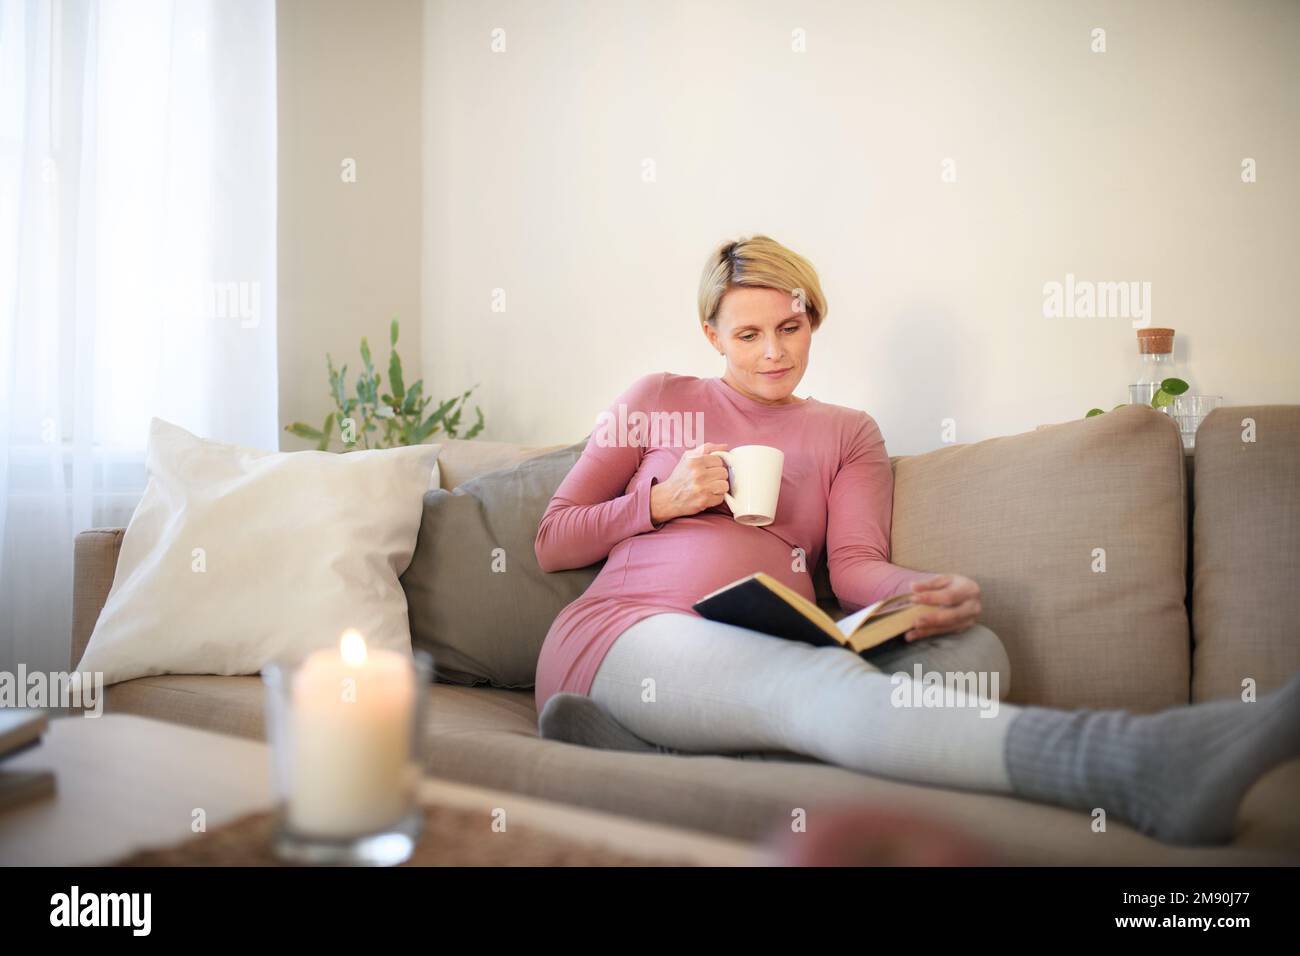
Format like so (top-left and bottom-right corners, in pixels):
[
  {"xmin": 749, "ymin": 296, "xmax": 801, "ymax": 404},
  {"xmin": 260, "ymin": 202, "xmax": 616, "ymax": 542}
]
[{"xmin": 649, "ymin": 442, "xmax": 731, "ymax": 525}]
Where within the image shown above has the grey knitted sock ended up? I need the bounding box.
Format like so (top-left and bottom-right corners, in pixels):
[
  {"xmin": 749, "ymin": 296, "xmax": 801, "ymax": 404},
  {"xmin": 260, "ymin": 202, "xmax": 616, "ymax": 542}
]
[
  {"xmin": 538, "ymin": 693, "xmax": 680, "ymax": 754},
  {"xmin": 1004, "ymin": 667, "xmax": 1300, "ymax": 846}
]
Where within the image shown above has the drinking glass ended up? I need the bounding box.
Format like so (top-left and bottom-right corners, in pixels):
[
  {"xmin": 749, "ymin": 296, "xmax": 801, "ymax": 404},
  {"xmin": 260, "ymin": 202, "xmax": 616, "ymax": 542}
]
[{"xmin": 1171, "ymin": 395, "xmax": 1222, "ymax": 450}]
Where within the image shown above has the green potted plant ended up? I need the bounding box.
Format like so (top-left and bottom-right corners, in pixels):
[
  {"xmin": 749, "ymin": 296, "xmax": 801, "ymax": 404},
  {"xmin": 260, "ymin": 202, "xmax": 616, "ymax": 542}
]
[
  {"xmin": 1085, "ymin": 377, "xmax": 1189, "ymax": 418},
  {"xmin": 286, "ymin": 319, "xmax": 485, "ymax": 451}
]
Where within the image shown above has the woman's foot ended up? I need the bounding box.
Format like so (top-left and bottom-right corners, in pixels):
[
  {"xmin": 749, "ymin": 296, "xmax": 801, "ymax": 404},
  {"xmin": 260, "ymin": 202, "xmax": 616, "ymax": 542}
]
[
  {"xmin": 1004, "ymin": 668, "xmax": 1300, "ymax": 845},
  {"xmin": 538, "ymin": 693, "xmax": 680, "ymax": 754}
]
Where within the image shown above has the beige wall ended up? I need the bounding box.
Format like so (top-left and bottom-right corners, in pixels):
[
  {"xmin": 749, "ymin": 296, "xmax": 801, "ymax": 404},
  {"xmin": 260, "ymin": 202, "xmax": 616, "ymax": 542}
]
[
  {"xmin": 277, "ymin": 0, "xmax": 423, "ymax": 450},
  {"xmin": 420, "ymin": 0, "xmax": 1300, "ymax": 455}
]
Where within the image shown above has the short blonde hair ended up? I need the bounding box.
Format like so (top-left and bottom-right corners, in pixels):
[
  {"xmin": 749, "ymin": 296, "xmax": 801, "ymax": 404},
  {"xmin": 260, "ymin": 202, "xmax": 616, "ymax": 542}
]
[{"xmin": 697, "ymin": 234, "xmax": 827, "ymax": 332}]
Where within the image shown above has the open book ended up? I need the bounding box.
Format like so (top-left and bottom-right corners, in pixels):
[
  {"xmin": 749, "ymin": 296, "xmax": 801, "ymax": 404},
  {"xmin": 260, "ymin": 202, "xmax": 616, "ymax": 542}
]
[{"xmin": 691, "ymin": 571, "xmax": 929, "ymax": 656}]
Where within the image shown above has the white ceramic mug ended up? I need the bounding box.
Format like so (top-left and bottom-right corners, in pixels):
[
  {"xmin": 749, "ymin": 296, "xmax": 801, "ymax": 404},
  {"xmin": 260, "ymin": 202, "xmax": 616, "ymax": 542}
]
[{"xmin": 714, "ymin": 445, "xmax": 784, "ymax": 526}]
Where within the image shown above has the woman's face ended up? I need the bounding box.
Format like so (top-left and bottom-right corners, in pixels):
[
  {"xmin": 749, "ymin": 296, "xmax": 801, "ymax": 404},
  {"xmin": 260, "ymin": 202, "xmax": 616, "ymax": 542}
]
[{"xmin": 704, "ymin": 286, "xmax": 812, "ymax": 406}]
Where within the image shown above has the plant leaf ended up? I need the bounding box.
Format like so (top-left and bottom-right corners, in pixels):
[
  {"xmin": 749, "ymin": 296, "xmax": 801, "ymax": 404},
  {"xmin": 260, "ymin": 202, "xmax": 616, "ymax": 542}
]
[
  {"xmin": 1085, "ymin": 408, "xmax": 1105, "ymax": 418},
  {"xmin": 390, "ymin": 318, "xmax": 399, "ymax": 347},
  {"xmin": 286, "ymin": 422, "xmax": 324, "ymax": 441},
  {"xmin": 425, "ymin": 395, "xmax": 459, "ymax": 427},
  {"xmin": 1160, "ymin": 377, "xmax": 1189, "ymax": 396},
  {"xmin": 388, "ymin": 348, "xmax": 405, "ymax": 402},
  {"xmin": 463, "ymin": 405, "xmax": 485, "ymax": 439},
  {"xmin": 335, "ymin": 364, "xmax": 350, "ymax": 410},
  {"xmin": 402, "ymin": 380, "xmax": 423, "ymax": 415}
]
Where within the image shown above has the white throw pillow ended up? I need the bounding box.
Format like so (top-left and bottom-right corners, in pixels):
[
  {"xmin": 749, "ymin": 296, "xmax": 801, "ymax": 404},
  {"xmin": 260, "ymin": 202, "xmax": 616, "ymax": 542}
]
[{"xmin": 78, "ymin": 418, "xmax": 441, "ymax": 685}]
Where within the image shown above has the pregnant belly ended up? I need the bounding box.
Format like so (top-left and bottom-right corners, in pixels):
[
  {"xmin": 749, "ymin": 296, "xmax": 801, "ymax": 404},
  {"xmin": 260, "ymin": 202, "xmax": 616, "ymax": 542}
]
[{"xmin": 599, "ymin": 512, "xmax": 816, "ymax": 609}]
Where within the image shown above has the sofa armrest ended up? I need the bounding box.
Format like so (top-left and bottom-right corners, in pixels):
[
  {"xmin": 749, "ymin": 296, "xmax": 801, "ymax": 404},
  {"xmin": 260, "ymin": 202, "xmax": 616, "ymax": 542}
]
[{"xmin": 71, "ymin": 528, "xmax": 125, "ymax": 670}]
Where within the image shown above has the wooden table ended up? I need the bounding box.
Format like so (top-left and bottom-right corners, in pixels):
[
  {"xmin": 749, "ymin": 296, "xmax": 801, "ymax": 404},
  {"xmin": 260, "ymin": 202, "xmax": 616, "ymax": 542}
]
[{"xmin": 0, "ymin": 714, "xmax": 762, "ymax": 866}]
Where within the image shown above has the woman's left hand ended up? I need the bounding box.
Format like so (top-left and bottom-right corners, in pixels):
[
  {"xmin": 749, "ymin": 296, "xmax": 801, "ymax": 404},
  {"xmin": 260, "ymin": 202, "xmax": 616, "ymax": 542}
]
[{"xmin": 904, "ymin": 574, "xmax": 981, "ymax": 641}]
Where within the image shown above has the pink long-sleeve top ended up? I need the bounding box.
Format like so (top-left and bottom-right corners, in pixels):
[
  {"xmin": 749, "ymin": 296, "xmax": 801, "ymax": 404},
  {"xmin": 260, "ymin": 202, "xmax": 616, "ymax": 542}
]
[{"xmin": 533, "ymin": 372, "xmax": 934, "ymax": 714}]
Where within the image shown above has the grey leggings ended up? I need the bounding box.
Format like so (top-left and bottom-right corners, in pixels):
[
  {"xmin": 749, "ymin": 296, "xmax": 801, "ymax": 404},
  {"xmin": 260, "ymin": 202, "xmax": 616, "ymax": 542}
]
[{"xmin": 588, "ymin": 612, "xmax": 1021, "ymax": 794}]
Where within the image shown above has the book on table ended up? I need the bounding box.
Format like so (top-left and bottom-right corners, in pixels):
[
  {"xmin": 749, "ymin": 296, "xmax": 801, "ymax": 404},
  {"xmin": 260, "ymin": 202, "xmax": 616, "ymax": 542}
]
[
  {"xmin": 691, "ymin": 571, "xmax": 929, "ymax": 656},
  {"xmin": 0, "ymin": 709, "xmax": 55, "ymax": 810}
]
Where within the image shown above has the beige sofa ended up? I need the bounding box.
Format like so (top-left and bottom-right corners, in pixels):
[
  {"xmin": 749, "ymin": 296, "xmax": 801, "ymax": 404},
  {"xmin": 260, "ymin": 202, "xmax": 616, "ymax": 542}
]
[{"xmin": 70, "ymin": 405, "xmax": 1300, "ymax": 865}]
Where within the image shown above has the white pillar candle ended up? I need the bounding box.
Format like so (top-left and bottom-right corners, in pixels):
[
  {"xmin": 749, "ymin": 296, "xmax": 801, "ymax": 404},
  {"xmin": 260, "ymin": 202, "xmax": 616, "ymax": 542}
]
[{"xmin": 286, "ymin": 630, "xmax": 418, "ymax": 837}]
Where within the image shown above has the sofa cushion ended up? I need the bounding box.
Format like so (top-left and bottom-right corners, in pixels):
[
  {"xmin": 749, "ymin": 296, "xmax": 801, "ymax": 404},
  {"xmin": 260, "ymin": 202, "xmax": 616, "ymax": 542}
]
[
  {"xmin": 435, "ymin": 438, "xmax": 567, "ymax": 491},
  {"xmin": 1191, "ymin": 405, "xmax": 1300, "ymax": 702},
  {"xmin": 888, "ymin": 405, "xmax": 1189, "ymax": 711},
  {"xmin": 105, "ymin": 674, "xmax": 267, "ymax": 740},
  {"xmin": 402, "ymin": 440, "xmax": 602, "ymax": 688},
  {"xmin": 77, "ymin": 418, "xmax": 440, "ymax": 686},
  {"xmin": 100, "ymin": 673, "xmax": 544, "ymax": 746}
]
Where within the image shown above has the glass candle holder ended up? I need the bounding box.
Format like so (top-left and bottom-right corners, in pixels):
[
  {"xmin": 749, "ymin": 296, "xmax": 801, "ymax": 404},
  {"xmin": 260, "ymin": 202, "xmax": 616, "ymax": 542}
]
[
  {"xmin": 262, "ymin": 633, "xmax": 432, "ymax": 865},
  {"xmin": 1170, "ymin": 395, "xmax": 1222, "ymax": 450}
]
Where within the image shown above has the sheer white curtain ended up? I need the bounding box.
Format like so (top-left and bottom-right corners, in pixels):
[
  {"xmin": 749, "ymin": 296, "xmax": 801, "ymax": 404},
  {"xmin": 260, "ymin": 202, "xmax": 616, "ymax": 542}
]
[{"xmin": 0, "ymin": 0, "xmax": 278, "ymax": 673}]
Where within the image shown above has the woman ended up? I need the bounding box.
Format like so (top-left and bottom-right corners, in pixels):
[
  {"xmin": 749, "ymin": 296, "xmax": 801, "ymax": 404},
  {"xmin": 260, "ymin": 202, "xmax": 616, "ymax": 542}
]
[{"xmin": 532, "ymin": 234, "xmax": 1299, "ymax": 847}]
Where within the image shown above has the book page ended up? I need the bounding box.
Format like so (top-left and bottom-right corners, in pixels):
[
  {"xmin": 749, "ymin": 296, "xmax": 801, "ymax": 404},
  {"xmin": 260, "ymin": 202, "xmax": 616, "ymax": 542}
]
[
  {"xmin": 834, "ymin": 592, "xmax": 913, "ymax": 638},
  {"xmin": 834, "ymin": 598, "xmax": 887, "ymax": 638}
]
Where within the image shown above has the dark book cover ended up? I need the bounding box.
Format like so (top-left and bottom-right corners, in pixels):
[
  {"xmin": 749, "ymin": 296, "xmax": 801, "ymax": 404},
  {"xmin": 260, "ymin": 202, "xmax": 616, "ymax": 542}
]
[{"xmin": 692, "ymin": 575, "xmax": 907, "ymax": 657}]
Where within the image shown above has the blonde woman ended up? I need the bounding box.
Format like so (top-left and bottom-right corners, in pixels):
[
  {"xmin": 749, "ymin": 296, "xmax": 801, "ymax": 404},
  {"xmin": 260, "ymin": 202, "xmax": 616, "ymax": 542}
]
[{"xmin": 533, "ymin": 234, "xmax": 1299, "ymax": 846}]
